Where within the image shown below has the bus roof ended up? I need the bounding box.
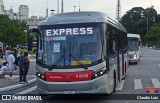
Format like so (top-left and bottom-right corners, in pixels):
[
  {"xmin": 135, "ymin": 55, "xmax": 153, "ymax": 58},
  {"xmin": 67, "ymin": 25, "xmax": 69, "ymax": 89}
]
[
  {"xmin": 39, "ymin": 11, "xmax": 126, "ymax": 32},
  {"xmin": 127, "ymin": 33, "xmax": 140, "ymax": 38}
]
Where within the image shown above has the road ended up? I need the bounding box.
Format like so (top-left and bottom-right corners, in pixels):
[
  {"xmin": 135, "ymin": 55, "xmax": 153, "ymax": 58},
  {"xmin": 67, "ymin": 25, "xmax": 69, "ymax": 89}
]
[{"xmin": 1, "ymin": 48, "xmax": 160, "ymax": 103}]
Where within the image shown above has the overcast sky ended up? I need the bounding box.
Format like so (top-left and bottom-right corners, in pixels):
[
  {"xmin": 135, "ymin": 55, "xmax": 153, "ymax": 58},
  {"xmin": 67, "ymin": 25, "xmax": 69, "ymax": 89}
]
[{"xmin": 3, "ymin": 0, "xmax": 159, "ymax": 19}]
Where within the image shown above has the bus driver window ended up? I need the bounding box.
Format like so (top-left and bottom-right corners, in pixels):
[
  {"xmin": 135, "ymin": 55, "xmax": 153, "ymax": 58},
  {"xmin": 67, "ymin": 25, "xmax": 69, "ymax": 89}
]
[{"xmin": 108, "ymin": 31, "xmax": 116, "ymax": 58}]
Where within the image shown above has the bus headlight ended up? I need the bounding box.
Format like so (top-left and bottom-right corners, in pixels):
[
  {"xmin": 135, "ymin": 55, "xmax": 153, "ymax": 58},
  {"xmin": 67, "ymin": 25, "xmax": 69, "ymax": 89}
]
[
  {"xmin": 133, "ymin": 54, "xmax": 137, "ymax": 59},
  {"xmin": 92, "ymin": 67, "xmax": 106, "ymax": 79},
  {"xmin": 36, "ymin": 71, "xmax": 46, "ymax": 81}
]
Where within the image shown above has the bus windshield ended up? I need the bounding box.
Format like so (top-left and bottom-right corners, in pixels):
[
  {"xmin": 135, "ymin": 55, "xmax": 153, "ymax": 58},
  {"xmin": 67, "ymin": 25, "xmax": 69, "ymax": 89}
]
[
  {"xmin": 128, "ymin": 38, "xmax": 139, "ymax": 51},
  {"xmin": 38, "ymin": 23, "xmax": 103, "ymax": 69}
]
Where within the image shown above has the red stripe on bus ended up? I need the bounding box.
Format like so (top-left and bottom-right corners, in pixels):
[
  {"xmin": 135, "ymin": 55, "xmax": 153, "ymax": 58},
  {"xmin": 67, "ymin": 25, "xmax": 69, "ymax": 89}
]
[{"xmin": 45, "ymin": 70, "xmax": 94, "ymax": 82}]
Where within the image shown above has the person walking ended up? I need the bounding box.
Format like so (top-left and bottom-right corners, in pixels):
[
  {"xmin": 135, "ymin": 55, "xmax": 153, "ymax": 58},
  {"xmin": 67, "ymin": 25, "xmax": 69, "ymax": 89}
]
[
  {"xmin": 18, "ymin": 52, "xmax": 25, "ymax": 84},
  {"xmin": 0, "ymin": 47, "xmax": 3, "ymax": 59},
  {"xmin": 23, "ymin": 52, "xmax": 30, "ymax": 85},
  {"xmin": 5, "ymin": 47, "xmax": 11, "ymax": 62},
  {"xmin": 7, "ymin": 51, "xmax": 16, "ymax": 79}
]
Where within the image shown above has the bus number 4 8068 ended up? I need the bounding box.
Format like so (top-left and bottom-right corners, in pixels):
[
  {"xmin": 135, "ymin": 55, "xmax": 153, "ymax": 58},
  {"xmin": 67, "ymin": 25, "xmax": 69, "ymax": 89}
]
[{"xmin": 76, "ymin": 74, "xmax": 89, "ymax": 78}]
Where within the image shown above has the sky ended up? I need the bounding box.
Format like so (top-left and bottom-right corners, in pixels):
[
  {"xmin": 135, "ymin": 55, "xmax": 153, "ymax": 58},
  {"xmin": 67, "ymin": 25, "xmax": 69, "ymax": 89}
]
[{"xmin": 3, "ymin": 0, "xmax": 160, "ymax": 19}]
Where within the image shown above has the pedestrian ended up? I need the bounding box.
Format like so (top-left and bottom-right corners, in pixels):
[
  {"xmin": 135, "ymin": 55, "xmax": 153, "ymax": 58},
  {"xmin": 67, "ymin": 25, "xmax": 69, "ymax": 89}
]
[
  {"xmin": 23, "ymin": 52, "xmax": 30, "ymax": 85},
  {"xmin": 0, "ymin": 62, "xmax": 12, "ymax": 78},
  {"xmin": 13, "ymin": 47, "xmax": 18, "ymax": 65},
  {"xmin": 0, "ymin": 47, "xmax": 3, "ymax": 58},
  {"xmin": 5, "ymin": 47, "xmax": 11, "ymax": 62},
  {"xmin": 7, "ymin": 51, "xmax": 16, "ymax": 79},
  {"xmin": 18, "ymin": 52, "xmax": 24, "ymax": 84},
  {"xmin": 13, "ymin": 47, "xmax": 17, "ymax": 59}
]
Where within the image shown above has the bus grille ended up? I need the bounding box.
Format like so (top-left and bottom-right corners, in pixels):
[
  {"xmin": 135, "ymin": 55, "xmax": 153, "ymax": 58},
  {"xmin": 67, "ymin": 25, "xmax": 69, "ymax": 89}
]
[{"xmin": 129, "ymin": 54, "xmax": 133, "ymax": 58}]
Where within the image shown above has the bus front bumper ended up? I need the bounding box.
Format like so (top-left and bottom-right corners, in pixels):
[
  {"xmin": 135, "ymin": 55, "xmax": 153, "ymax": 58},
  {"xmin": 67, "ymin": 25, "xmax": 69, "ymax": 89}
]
[
  {"xmin": 36, "ymin": 75, "xmax": 109, "ymax": 94},
  {"xmin": 129, "ymin": 59, "xmax": 139, "ymax": 63}
]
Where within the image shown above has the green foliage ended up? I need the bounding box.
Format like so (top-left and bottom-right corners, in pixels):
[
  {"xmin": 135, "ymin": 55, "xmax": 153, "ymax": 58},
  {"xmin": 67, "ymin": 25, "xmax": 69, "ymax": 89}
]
[
  {"xmin": 0, "ymin": 14, "xmax": 28, "ymax": 48},
  {"xmin": 120, "ymin": 7, "xmax": 158, "ymax": 45},
  {"xmin": 145, "ymin": 23, "xmax": 160, "ymax": 47}
]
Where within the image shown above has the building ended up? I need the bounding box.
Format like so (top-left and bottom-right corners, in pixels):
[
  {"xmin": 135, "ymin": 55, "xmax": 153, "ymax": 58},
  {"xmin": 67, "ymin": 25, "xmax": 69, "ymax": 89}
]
[
  {"xmin": 19, "ymin": 5, "xmax": 29, "ymax": 20},
  {"xmin": 27, "ymin": 16, "xmax": 46, "ymax": 29},
  {"xmin": 4, "ymin": 8, "xmax": 17, "ymax": 19},
  {"xmin": 0, "ymin": 0, "xmax": 4, "ymax": 14}
]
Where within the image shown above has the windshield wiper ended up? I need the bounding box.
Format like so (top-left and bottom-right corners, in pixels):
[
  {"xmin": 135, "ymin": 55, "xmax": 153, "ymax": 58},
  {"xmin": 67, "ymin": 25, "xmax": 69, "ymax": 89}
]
[
  {"xmin": 48, "ymin": 54, "xmax": 65, "ymax": 71},
  {"xmin": 128, "ymin": 46, "xmax": 133, "ymax": 51},
  {"xmin": 69, "ymin": 39, "xmax": 88, "ymax": 70},
  {"xmin": 69, "ymin": 53, "xmax": 88, "ymax": 70},
  {"xmin": 48, "ymin": 46, "xmax": 66, "ymax": 71}
]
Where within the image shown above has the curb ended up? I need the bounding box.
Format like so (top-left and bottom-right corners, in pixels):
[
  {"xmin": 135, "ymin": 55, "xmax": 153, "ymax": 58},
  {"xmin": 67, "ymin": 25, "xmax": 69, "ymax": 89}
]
[{"xmin": 0, "ymin": 78, "xmax": 36, "ymax": 93}]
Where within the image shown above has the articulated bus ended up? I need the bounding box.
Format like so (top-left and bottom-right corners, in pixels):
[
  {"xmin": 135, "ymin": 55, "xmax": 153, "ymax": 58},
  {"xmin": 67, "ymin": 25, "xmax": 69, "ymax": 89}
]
[
  {"xmin": 28, "ymin": 11, "xmax": 129, "ymax": 94},
  {"xmin": 127, "ymin": 33, "xmax": 141, "ymax": 64}
]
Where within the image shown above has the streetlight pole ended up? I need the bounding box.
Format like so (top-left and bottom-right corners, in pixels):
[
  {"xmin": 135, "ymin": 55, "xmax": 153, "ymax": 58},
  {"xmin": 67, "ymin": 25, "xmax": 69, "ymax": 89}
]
[
  {"xmin": 61, "ymin": 0, "xmax": 64, "ymax": 13},
  {"xmin": 57, "ymin": 0, "xmax": 59, "ymax": 14},
  {"xmin": 74, "ymin": 5, "xmax": 77, "ymax": 12},
  {"xmin": 50, "ymin": 10, "xmax": 55, "ymax": 15},
  {"xmin": 147, "ymin": 11, "xmax": 149, "ymax": 34},
  {"xmin": 79, "ymin": 1, "xmax": 81, "ymax": 12}
]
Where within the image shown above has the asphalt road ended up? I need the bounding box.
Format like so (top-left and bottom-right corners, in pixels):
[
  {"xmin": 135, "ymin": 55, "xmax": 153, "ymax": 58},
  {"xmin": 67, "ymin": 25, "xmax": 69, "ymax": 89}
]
[{"xmin": 1, "ymin": 48, "xmax": 160, "ymax": 103}]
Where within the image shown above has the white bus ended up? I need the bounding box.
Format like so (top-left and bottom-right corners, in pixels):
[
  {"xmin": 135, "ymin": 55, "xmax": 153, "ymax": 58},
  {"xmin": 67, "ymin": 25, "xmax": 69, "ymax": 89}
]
[
  {"xmin": 28, "ymin": 11, "xmax": 129, "ymax": 95},
  {"xmin": 127, "ymin": 33, "xmax": 141, "ymax": 64}
]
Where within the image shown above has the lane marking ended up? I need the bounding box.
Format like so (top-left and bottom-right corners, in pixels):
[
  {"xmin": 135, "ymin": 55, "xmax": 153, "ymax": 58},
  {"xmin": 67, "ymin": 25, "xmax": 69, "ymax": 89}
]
[
  {"xmin": 151, "ymin": 79, "xmax": 160, "ymax": 88},
  {"xmin": 134, "ymin": 79, "xmax": 143, "ymax": 89},
  {"xmin": 116, "ymin": 80, "xmax": 124, "ymax": 90},
  {"xmin": 16, "ymin": 86, "xmax": 37, "ymax": 94}
]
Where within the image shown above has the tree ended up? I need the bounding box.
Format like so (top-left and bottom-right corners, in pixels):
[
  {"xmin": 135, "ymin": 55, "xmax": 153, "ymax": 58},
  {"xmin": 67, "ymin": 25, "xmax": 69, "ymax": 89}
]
[
  {"xmin": 156, "ymin": 14, "xmax": 160, "ymax": 23},
  {"xmin": 145, "ymin": 23, "xmax": 160, "ymax": 47},
  {"xmin": 0, "ymin": 14, "xmax": 28, "ymax": 49},
  {"xmin": 120, "ymin": 7, "xmax": 158, "ymax": 45}
]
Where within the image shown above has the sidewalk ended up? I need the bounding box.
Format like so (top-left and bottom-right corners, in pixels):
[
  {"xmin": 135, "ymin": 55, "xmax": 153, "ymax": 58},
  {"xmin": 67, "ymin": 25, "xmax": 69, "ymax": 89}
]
[
  {"xmin": 0, "ymin": 57, "xmax": 36, "ymax": 93},
  {"xmin": 0, "ymin": 75, "xmax": 36, "ymax": 93}
]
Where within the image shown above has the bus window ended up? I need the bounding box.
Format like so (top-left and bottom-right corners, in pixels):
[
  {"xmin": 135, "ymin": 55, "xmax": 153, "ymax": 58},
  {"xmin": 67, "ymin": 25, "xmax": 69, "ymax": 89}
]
[{"xmin": 108, "ymin": 30, "xmax": 116, "ymax": 58}]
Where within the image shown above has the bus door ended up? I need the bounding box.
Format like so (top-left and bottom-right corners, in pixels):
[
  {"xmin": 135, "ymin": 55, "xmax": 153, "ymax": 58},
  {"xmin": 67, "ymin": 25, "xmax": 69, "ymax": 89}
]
[
  {"xmin": 108, "ymin": 33, "xmax": 117, "ymax": 71},
  {"xmin": 120, "ymin": 35, "xmax": 125, "ymax": 76},
  {"xmin": 117, "ymin": 34, "xmax": 125, "ymax": 80},
  {"xmin": 115, "ymin": 34, "xmax": 120, "ymax": 81}
]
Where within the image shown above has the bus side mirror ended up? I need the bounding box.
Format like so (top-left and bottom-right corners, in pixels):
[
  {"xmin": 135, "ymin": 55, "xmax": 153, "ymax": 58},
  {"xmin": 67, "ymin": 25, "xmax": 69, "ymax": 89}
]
[{"xmin": 27, "ymin": 28, "xmax": 40, "ymax": 52}]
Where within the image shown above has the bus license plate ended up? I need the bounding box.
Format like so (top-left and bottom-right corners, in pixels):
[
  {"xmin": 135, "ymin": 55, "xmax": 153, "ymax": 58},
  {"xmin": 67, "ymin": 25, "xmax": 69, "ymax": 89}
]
[{"xmin": 63, "ymin": 90, "xmax": 75, "ymax": 94}]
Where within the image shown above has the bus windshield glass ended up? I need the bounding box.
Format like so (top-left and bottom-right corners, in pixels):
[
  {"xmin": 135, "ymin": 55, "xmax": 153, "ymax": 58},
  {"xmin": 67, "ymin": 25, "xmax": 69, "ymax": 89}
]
[
  {"xmin": 38, "ymin": 23, "xmax": 103, "ymax": 68},
  {"xmin": 128, "ymin": 37, "xmax": 139, "ymax": 51}
]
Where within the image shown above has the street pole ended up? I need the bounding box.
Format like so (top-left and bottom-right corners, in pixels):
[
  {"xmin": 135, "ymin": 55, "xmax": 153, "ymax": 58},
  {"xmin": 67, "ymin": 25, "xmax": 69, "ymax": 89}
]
[
  {"xmin": 74, "ymin": 5, "xmax": 76, "ymax": 12},
  {"xmin": 147, "ymin": 11, "xmax": 149, "ymax": 34},
  {"xmin": 57, "ymin": 0, "xmax": 59, "ymax": 14},
  {"xmin": 79, "ymin": 1, "xmax": 81, "ymax": 12},
  {"xmin": 50, "ymin": 10, "xmax": 55, "ymax": 15},
  {"xmin": 61, "ymin": 0, "xmax": 64, "ymax": 13}
]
